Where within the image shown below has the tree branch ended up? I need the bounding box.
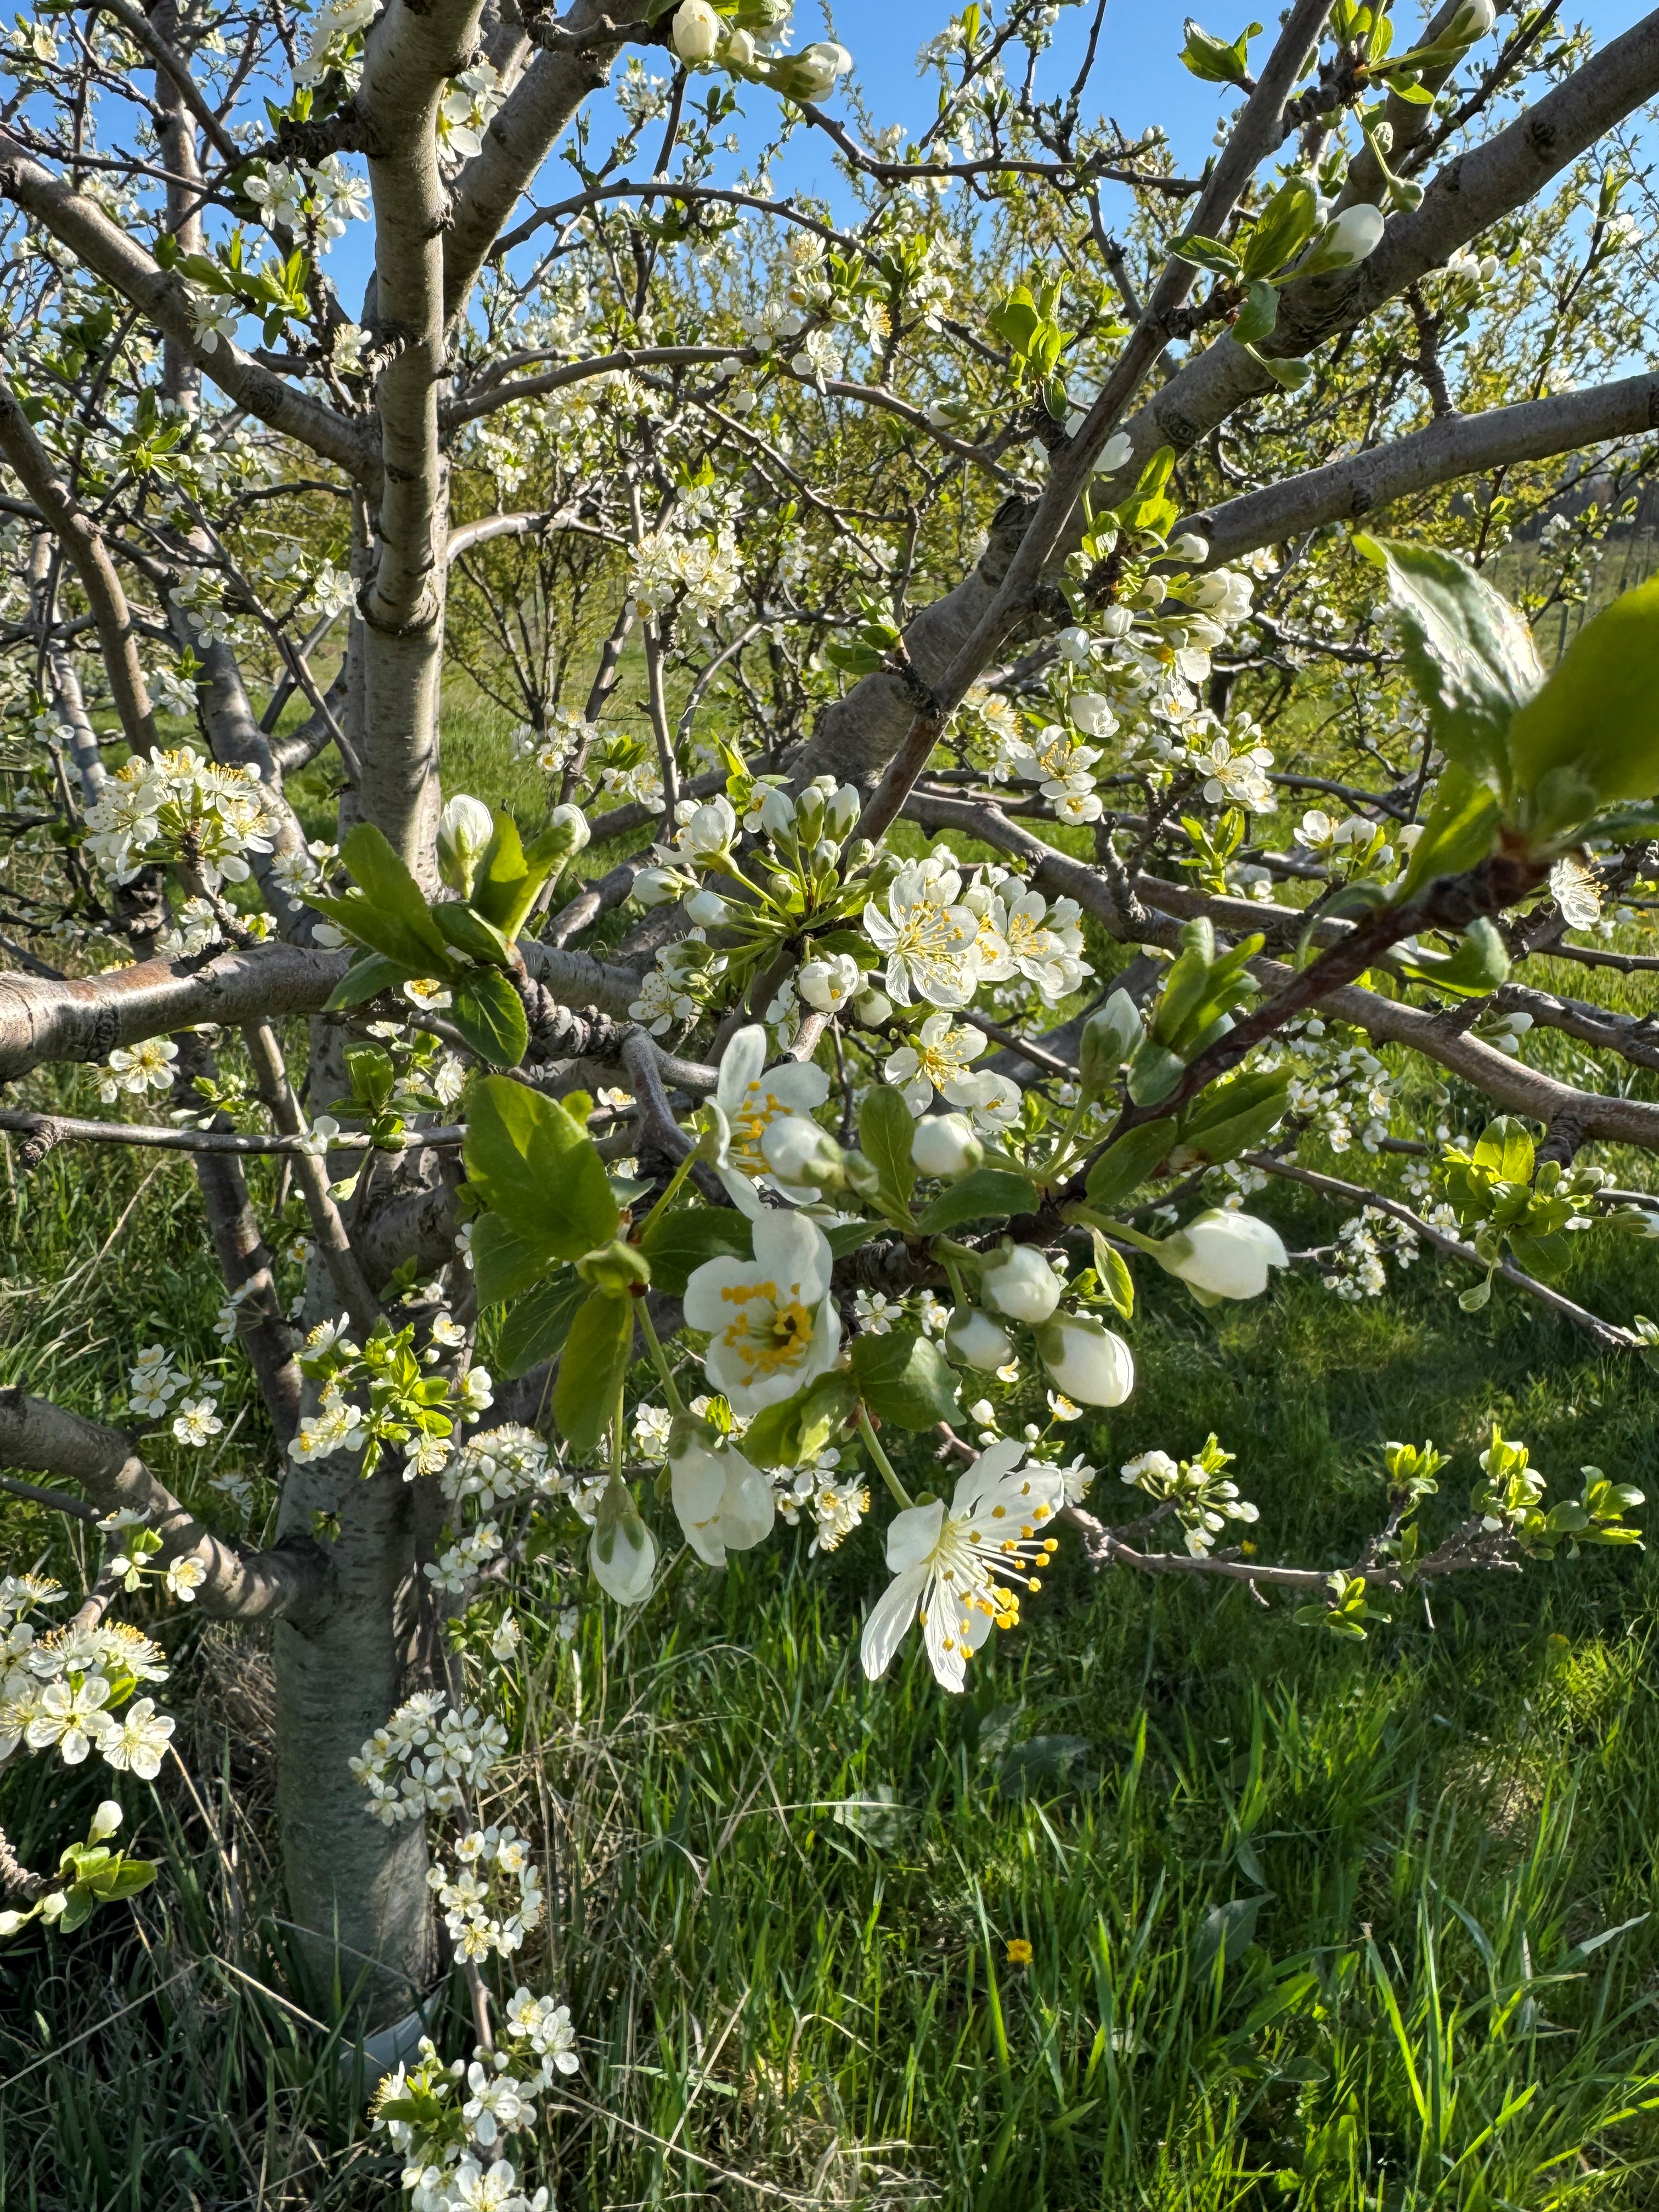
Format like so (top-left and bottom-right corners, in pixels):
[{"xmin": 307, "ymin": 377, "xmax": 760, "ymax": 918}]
[
  {"xmin": 0, "ymin": 1388, "xmax": 329, "ymax": 1622},
  {"xmin": 0, "ymin": 139, "xmax": 366, "ymax": 475}
]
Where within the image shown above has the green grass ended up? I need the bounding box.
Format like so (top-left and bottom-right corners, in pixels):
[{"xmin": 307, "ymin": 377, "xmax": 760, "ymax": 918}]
[{"xmin": 10, "ymin": 714, "xmax": 1659, "ymax": 2207}]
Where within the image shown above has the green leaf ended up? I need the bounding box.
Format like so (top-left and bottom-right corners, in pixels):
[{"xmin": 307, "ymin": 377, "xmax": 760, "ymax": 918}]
[
  {"xmin": 859, "ymin": 1085, "xmax": 916, "ymax": 1214},
  {"xmin": 432, "ymin": 902, "xmax": 516, "ymax": 969},
  {"xmin": 1244, "ymin": 345, "xmax": 1312, "ymax": 390},
  {"xmin": 1509, "ymin": 1228, "xmax": 1570, "ymax": 1280},
  {"xmin": 469, "ymin": 815, "xmax": 528, "ymax": 928},
  {"xmin": 916, "ymin": 1167, "xmax": 1041, "ymax": 1233},
  {"xmin": 1116, "ymin": 445, "xmax": 1178, "ymax": 534},
  {"xmin": 344, "ymin": 1043, "xmax": 395, "ymax": 1110},
  {"xmin": 1400, "ymin": 760, "xmax": 1502, "ymax": 895},
  {"xmin": 1353, "ymin": 535, "xmax": 1542, "ymax": 797},
  {"xmin": 497, "ymin": 1269, "xmax": 588, "ymax": 1378},
  {"xmin": 743, "ymin": 1368, "xmax": 859, "ymax": 1468},
  {"xmin": 552, "ymin": 1291, "xmax": 635, "ymax": 1455},
  {"xmin": 1090, "ymin": 1229, "xmax": 1135, "ymax": 1319},
  {"xmin": 1472, "ymin": 1115, "xmax": 1534, "ymax": 1183},
  {"xmin": 850, "ymin": 1324, "xmax": 961, "ymax": 1430},
  {"xmin": 1127, "ymin": 1039, "xmax": 1186, "ymax": 1106},
  {"xmin": 1231, "ymin": 279, "xmax": 1278, "ymax": 346},
  {"xmin": 449, "ymin": 972, "xmax": 529, "ymax": 1068},
  {"xmin": 464, "ymin": 1077, "xmax": 620, "ymax": 1266},
  {"xmin": 340, "ymin": 823, "xmax": 450, "ymax": 961},
  {"xmin": 309, "ymin": 891, "xmax": 454, "ymax": 978},
  {"xmin": 1504, "ymin": 575, "xmax": 1659, "ymax": 840},
  {"xmin": 1241, "ymin": 178, "xmax": 1319, "ymax": 279},
  {"xmin": 1179, "ymin": 15, "xmax": 1260, "ymax": 83},
  {"xmin": 472, "ymin": 1210, "xmax": 560, "ymax": 1305},
  {"xmin": 323, "ymin": 951, "xmax": 407, "ymax": 1012},
  {"xmin": 1170, "ymin": 233, "xmax": 1243, "ymax": 277},
  {"xmin": 1395, "ymin": 915, "xmax": 1511, "ymax": 997},
  {"xmin": 1174, "ymin": 1069, "xmax": 1290, "ymax": 1165},
  {"xmin": 1085, "ymin": 1118, "xmax": 1177, "ymax": 1210},
  {"xmin": 638, "ymin": 1207, "xmax": 754, "ymax": 1295}
]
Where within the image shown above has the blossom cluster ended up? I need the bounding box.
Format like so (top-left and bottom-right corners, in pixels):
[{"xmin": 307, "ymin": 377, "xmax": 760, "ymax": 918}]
[
  {"xmin": 0, "ymin": 1581, "xmax": 176, "ymax": 1779},
  {"xmin": 351, "ymin": 1689, "xmax": 509, "ymax": 1826},
  {"xmin": 83, "ymin": 745, "xmax": 275, "ymax": 890},
  {"xmin": 427, "ymin": 1825, "xmax": 545, "ymax": 1960}
]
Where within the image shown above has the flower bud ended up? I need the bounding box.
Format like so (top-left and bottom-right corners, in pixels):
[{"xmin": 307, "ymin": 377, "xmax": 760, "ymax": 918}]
[
  {"xmin": 760, "ymin": 1113, "xmax": 842, "ymax": 1191},
  {"xmin": 945, "ymin": 1306, "xmax": 1013, "ymax": 1370},
  {"xmin": 1155, "ymin": 1209, "xmax": 1288, "ymax": 1304},
  {"xmin": 686, "ymin": 887, "xmax": 731, "ymax": 926},
  {"xmin": 1443, "ymin": 0, "xmax": 1495, "ymax": 44},
  {"xmin": 792, "ymin": 788, "xmax": 827, "ymax": 845},
  {"xmin": 725, "ymin": 25, "xmax": 755, "ymax": 64},
  {"xmin": 766, "ymin": 38, "xmax": 851, "ymax": 100},
  {"xmin": 910, "ymin": 1113, "xmax": 983, "ymax": 1181},
  {"xmin": 671, "ymin": 1435, "xmax": 774, "ymax": 1564},
  {"xmin": 1296, "ymin": 203, "xmax": 1386, "ymax": 278},
  {"xmin": 633, "ymin": 866, "xmax": 679, "ymax": 906},
  {"xmin": 590, "ymin": 1477, "xmax": 656, "ymax": 1602},
  {"xmin": 671, "ymin": 0, "xmax": 721, "ymax": 63},
  {"xmin": 575, "ymin": 1239, "xmax": 651, "ymax": 1295},
  {"xmin": 853, "ymin": 989, "xmax": 892, "ymax": 1027},
  {"xmin": 1079, "ymin": 989, "xmax": 1143, "ymax": 1097},
  {"xmin": 1094, "ymin": 430, "xmax": 1133, "ymax": 475},
  {"xmin": 758, "ymin": 787, "xmax": 796, "ymax": 842},
  {"xmin": 1169, "ymin": 532, "xmax": 1209, "ymax": 563},
  {"xmin": 1058, "ymin": 625, "xmax": 1094, "ymax": 663},
  {"xmin": 1035, "ymin": 1314, "xmax": 1135, "ymax": 1406},
  {"xmin": 1068, "ymin": 691, "xmax": 1116, "ymax": 740},
  {"xmin": 1098, "ymin": 605, "xmax": 1132, "ymax": 639},
  {"xmin": 1132, "ymin": 576, "xmax": 1167, "ymax": 610},
  {"xmin": 436, "ymin": 793, "xmax": 494, "ymax": 898},
  {"xmin": 799, "ymin": 953, "xmax": 861, "ymax": 1012},
  {"xmin": 541, "ymin": 802, "xmax": 590, "ymax": 859},
  {"xmin": 979, "ymin": 1243, "xmax": 1061, "ymax": 1324},
  {"xmin": 825, "ymin": 783, "xmax": 861, "ymax": 840},
  {"xmin": 89, "ymin": 1800, "xmax": 124, "ymax": 1843}
]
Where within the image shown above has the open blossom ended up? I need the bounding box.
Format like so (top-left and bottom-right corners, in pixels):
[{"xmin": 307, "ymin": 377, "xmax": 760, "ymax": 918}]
[
  {"xmin": 670, "ymin": 1436, "xmax": 775, "ymax": 1565},
  {"xmin": 865, "ymin": 860, "xmax": 983, "ymax": 1008},
  {"xmin": 94, "ymin": 1694, "xmax": 177, "ymax": 1779},
  {"xmin": 883, "ymin": 1017, "xmax": 1022, "ymax": 1132},
  {"xmin": 971, "ymin": 885, "xmax": 1091, "ymax": 1006},
  {"xmin": 683, "ymin": 1213, "xmax": 841, "ymax": 1415},
  {"xmin": 25, "ymin": 1673, "xmax": 113, "ymax": 1763},
  {"xmin": 860, "ymin": 1441, "xmax": 1063, "ymax": 1692},
  {"xmin": 713, "ymin": 1023, "xmax": 831, "ymax": 1215},
  {"xmin": 100, "ymin": 1036, "xmax": 179, "ymax": 1103},
  {"xmin": 1192, "ymin": 732, "xmax": 1276, "ymax": 812},
  {"xmin": 1549, "ymin": 854, "xmax": 1602, "ymax": 929},
  {"xmin": 505, "ymin": 1989, "xmax": 580, "ymax": 2073}
]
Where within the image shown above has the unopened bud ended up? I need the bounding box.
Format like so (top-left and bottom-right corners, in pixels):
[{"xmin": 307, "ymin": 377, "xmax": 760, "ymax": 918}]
[
  {"xmin": 436, "ymin": 794, "xmax": 494, "ymax": 898},
  {"xmin": 575, "ymin": 1239, "xmax": 651, "ymax": 1295}
]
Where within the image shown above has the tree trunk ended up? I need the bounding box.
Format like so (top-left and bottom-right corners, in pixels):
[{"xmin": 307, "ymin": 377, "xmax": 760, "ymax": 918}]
[{"xmin": 272, "ymin": 1304, "xmax": 444, "ymax": 2019}]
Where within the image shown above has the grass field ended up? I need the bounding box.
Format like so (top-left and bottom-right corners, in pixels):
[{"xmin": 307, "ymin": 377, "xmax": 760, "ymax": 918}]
[{"xmin": 6, "ymin": 703, "xmax": 1659, "ymax": 2209}]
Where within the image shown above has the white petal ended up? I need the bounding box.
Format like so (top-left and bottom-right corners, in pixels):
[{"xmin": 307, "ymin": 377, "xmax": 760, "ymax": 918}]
[
  {"xmin": 717, "ymin": 1025, "xmax": 767, "ymax": 1112},
  {"xmin": 683, "ymin": 1251, "xmax": 757, "ymax": 1329},
  {"xmin": 953, "ymin": 1436, "xmax": 1025, "ymax": 1511},
  {"xmin": 751, "ymin": 1210, "xmax": 832, "ymax": 1302},
  {"xmin": 715, "ymin": 1166, "xmax": 765, "ymax": 1219},
  {"xmin": 885, "ymin": 1498, "xmax": 946, "ymax": 1571},
  {"xmin": 860, "ymin": 1565, "xmax": 927, "ymax": 1679}
]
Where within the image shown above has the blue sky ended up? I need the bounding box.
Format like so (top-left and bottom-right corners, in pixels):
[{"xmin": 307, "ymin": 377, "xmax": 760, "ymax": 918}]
[{"xmin": 315, "ymin": 0, "xmax": 1649, "ymax": 315}]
